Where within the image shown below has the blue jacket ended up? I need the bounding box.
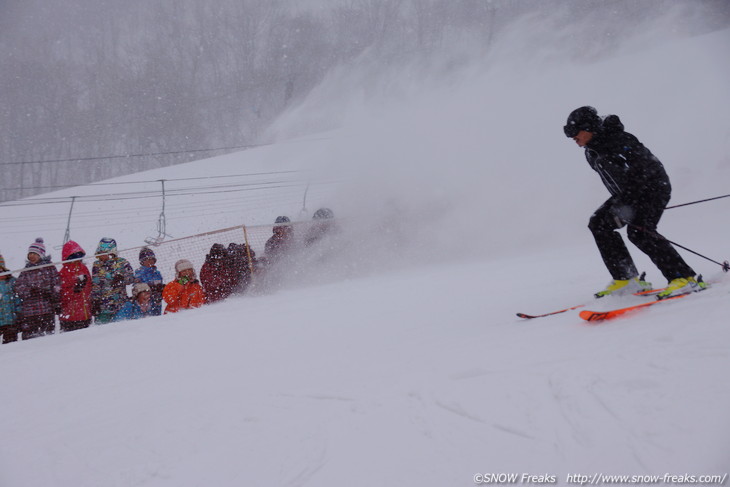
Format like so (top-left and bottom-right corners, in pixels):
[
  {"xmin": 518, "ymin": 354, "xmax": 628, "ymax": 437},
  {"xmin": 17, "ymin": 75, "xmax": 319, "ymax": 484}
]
[
  {"xmin": 135, "ymin": 265, "xmax": 163, "ymax": 285},
  {"xmin": 112, "ymin": 300, "xmax": 156, "ymax": 322},
  {"xmin": 134, "ymin": 265, "xmax": 164, "ymax": 315},
  {"xmin": 0, "ymin": 277, "xmax": 21, "ymax": 327}
]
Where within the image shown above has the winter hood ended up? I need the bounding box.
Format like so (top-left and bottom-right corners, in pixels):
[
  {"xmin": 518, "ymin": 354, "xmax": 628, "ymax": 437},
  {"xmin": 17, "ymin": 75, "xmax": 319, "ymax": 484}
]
[{"xmin": 62, "ymin": 240, "xmax": 86, "ymax": 261}]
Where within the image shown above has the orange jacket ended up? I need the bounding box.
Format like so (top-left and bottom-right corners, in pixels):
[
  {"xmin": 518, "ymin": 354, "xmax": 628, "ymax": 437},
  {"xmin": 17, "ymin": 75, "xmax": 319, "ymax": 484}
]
[{"xmin": 162, "ymin": 280, "xmax": 204, "ymax": 314}]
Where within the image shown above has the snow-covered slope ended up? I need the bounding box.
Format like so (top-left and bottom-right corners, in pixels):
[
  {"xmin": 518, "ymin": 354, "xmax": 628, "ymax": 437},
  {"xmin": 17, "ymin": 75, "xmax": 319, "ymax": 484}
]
[
  {"xmin": 1, "ymin": 251, "xmax": 729, "ymax": 487},
  {"xmin": 1, "ymin": 12, "xmax": 729, "ymax": 487}
]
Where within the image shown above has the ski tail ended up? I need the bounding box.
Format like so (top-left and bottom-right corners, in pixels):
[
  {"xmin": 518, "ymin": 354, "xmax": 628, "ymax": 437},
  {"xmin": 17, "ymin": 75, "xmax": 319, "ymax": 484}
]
[
  {"xmin": 517, "ymin": 287, "xmax": 662, "ymax": 320},
  {"xmin": 516, "ymin": 304, "xmax": 585, "ymax": 320}
]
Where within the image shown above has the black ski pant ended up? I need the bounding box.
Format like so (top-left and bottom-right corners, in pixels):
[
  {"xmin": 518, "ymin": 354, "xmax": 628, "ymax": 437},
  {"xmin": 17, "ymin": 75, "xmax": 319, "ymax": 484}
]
[
  {"xmin": 60, "ymin": 319, "xmax": 91, "ymax": 333},
  {"xmin": 18, "ymin": 313, "xmax": 56, "ymax": 340},
  {"xmin": 588, "ymin": 195, "xmax": 695, "ymax": 282},
  {"xmin": 1, "ymin": 324, "xmax": 19, "ymax": 344}
]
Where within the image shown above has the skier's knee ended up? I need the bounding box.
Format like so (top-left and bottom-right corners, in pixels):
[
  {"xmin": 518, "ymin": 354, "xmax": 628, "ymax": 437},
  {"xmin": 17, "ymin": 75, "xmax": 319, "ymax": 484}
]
[
  {"xmin": 588, "ymin": 214, "xmax": 612, "ymax": 235},
  {"xmin": 627, "ymin": 227, "xmax": 650, "ymax": 247}
]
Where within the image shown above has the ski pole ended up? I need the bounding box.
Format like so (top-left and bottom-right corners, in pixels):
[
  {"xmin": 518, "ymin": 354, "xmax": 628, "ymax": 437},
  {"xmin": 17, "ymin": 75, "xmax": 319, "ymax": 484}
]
[
  {"xmin": 629, "ymin": 224, "xmax": 730, "ymax": 272},
  {"xmin": 666, "ymin": 193, "xmax": 730, "ymax": 210}
]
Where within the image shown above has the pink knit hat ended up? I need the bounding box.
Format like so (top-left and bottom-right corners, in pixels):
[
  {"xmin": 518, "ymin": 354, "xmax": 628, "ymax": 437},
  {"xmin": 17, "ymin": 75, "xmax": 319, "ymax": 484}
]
[{"xmin": 28, "ymin": 238, "xmax": 46, "ymax": 258}]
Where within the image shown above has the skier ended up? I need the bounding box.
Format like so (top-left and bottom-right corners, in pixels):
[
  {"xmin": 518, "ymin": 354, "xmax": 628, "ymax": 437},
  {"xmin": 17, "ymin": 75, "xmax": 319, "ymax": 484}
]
[{"xmin": 563, "ymin": 106, "xmax": 705, "ymax": 299}]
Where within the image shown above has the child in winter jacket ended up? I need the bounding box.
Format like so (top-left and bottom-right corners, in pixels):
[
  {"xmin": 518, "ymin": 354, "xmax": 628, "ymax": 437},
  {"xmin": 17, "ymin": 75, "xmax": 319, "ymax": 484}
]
[
  {"xmin": 200, "ymin": 243, "xmax": 235, "ymax": 304},
  {"xmin": 226, "ymin": 243, "xmax": 256, "ymax": 294},
  {"xmin": 0, "ymin": 254, "xmax": 22, "ymax": 344},
  {"xmin": 134, "ymin": 247, "xmax": 164, "ymax": 315},
  {"xmin": 91, "ymin": 238, "xmax": 134, "ymax": 324},
  {"xmin": 257, "ymin": 217, "xmax": 295, "ymax": 292},
  {"xmin": 113, "ymin": 283, "xmax": 157, "ymax": 321},
  {"xmin": 59, "ymin": 240, "xmax": 92, "ymax": 332},
  {"xmin": 264, "ymin": 216, "xmax": 294, "ymax": 263},
  {"xmin": 14, "ymin": 238, "xmax": 61, "ymax": 340},
  {"xmin": 163, "ymin": 259, "xmax": 204, "ymax": 313},
  {"xmin": 304, "ymin": 208, "xmax": 337, "ymax": 247}
]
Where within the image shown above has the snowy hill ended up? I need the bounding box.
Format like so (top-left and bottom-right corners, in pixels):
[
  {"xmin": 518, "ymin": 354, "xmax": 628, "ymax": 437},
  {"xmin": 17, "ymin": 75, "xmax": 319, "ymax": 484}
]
[{"xmin": 1, "ymin": 10, "xmax": 729, "ymax": 487}]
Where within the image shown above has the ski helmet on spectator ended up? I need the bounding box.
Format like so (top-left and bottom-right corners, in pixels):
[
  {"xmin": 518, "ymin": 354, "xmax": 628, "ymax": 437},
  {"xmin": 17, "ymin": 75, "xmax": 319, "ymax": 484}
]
[
  {"xmin": 275, "ymin": 216, "xmax": 291, "ymax": 224},
  {"xmin": 564, "ymin": 106, "xmax": 602, "ymax": 137},
  {"xmin": 313, "ymin": 208, "xmax": 334, "ymax": 220},
  {"xmin": 96, "ymin": 237, "xmax": 118, "ymax": 256}
]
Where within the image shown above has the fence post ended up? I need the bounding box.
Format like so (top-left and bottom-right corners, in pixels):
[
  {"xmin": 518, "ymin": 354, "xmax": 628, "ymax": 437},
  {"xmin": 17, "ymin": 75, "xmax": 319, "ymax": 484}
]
[{"xmin": 242, "ymin": 225, "xmax": 254, "ymax": 279}]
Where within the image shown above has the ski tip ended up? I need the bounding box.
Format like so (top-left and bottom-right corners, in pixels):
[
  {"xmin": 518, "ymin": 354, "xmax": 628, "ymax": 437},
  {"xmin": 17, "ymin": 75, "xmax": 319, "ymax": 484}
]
[{"xmin": 579, "ymin": 310, "xmax": 608, "ymax": 322}]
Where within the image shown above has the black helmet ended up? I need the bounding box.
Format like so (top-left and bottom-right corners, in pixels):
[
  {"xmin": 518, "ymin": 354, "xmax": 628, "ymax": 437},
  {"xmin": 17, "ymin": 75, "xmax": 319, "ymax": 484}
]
[
  {"xmin": 313, "ymin": 208, "xmax": 334, "ymax": 220},
  {"xmin": 564, "ymin": 106, "xmax": 601, "ymax": 137},
  {"xmin": 274, "ymin": 216, "xmax": 291, "ymax": 224}
]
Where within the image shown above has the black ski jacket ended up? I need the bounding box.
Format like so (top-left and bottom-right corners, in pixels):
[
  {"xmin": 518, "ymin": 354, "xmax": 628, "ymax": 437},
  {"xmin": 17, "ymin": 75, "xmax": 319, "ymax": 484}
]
[{"xmin": 584, "ymin": 115, "xmax": 671, "ymax": 207}]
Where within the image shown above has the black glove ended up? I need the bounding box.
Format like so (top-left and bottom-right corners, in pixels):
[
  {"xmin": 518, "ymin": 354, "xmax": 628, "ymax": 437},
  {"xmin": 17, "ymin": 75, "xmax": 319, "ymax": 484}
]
[
  {"xmin": 610, "ymin": 204, "xmax": 634, "ymax": 227},
  {"xmin": 112, "ymin": 274, "xmax": 125, "ymax": 286},
  {"xmin": 73, "ymin": 275, "xmax": 88, "ymax": 293}
]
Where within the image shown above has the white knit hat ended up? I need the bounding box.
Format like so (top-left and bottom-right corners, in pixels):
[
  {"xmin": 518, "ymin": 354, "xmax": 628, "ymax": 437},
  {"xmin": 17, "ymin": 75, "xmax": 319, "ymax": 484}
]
[
  {"xmin": 132, "ymin": 282, "xmax": 151, "ymax": 298},
  {"xmin": 174, "ymin": 259, "xmax": 195, "ymax": 275}
]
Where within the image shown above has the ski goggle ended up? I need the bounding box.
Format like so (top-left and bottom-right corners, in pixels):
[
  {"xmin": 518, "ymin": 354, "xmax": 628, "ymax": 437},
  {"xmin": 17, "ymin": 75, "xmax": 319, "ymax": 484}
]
[{"xmin": 563, "ymin": 123, "xmax": 580, "ymax": 138}]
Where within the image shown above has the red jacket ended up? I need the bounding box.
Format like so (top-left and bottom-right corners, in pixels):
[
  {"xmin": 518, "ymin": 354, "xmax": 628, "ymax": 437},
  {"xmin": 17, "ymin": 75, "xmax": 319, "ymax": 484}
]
[
  {"xmin": 59, "ymin": 241, "xmax": 92, "ymax": 322},
  {"xmin": 200, "ymin": 260, "xmax": 235, "ymax": 304}
]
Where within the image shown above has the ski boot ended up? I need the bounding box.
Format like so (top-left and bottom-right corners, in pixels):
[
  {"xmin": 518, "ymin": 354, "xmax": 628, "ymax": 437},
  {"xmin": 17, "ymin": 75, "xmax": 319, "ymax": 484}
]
[
  {"xmin": 656, "ymin": 275, "xmax": 707, "ymax": 300},
  {"xmin": 595, "ymin": 273, "xmax": 652, "ymax": 298}
]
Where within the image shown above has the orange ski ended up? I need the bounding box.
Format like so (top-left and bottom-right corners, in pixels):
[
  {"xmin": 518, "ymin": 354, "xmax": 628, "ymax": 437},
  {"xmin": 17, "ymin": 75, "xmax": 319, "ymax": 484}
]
[
  {"xmin": 517, "ymin": 288, "xmax": 666, "ymax": 320},
  {"xmin": 579, "ymin": 294, "xmax": 689, "ymax": 322},
  {"xmin": 517, "ymin": 304, "xmax": 585, "ymax": 319}
]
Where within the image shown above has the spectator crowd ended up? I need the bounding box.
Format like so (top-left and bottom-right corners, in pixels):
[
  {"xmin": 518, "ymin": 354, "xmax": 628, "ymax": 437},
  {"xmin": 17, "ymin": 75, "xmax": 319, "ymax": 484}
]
[{"xmin": 0, "ymin": 209, "xmax": 336, "ymax": 344}]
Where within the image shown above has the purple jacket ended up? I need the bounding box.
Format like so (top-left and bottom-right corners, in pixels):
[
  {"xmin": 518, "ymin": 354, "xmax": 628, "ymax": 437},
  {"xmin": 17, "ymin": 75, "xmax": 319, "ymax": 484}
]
[{"xmin": 14, "ymin": 258, "xmax": 61, "ymax": 317}]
